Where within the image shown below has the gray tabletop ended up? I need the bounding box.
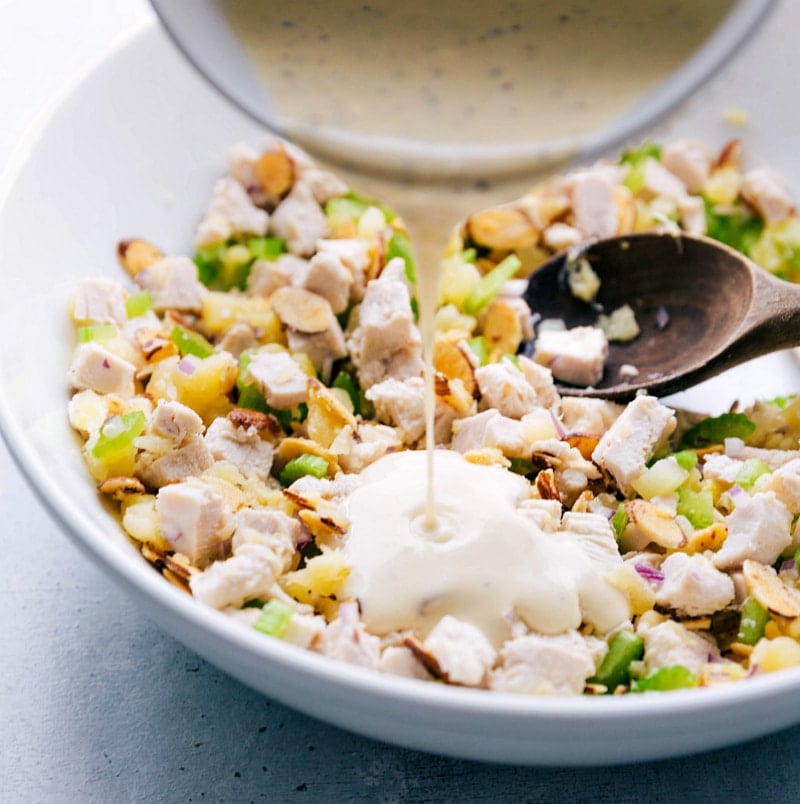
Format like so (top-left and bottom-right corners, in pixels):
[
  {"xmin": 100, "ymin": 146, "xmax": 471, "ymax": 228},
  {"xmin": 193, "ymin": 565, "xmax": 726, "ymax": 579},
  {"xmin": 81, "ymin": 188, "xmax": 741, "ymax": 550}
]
[{"xmin": 2, "ymin": 2, "xmax": 800, "ymax": 801}]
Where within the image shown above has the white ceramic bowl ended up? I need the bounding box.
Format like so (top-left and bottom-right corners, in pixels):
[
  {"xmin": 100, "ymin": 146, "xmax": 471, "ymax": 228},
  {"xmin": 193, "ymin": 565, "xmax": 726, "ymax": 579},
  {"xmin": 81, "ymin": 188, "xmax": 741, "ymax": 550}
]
[{"xmin": 3, "ymin": 19, "xmax": 800, "ymax": 766}]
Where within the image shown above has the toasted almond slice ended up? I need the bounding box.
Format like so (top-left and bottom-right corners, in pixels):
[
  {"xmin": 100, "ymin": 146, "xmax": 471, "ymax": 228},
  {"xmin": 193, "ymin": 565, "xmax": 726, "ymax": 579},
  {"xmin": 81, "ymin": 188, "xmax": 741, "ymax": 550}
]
[
  {"xmin": 482, "ymin": 298, "xmax": 524, "ymax": 362},
  {"xmin": 306, "ymin": 379, "xmax": 358, "ymax": 448},
  {"xmin": 466, "ymin": 206, "xmax": 539, "ymax": 251},
  {"xmin": 270, "ymin": 286, "xmax": 333, "ymax": 334},
  {"xmin": 624, "ymin": 498, "xmax": 687, "ymax": 550},
  {"xmin": 97, "ymin": 476, "xmax": 146, "ymax": 500},
  {"xmin": 728, "ymin": 641, "xmax": 754, "ymax": 658},
  {"xmin": 136, "ymin": 328, "xmax": 180, "ymax": 363},
  {"xmin": 716, "ymin": 138, "xmax": 742, "ymax": 168},
  {"xmin": 298, "ymin": 508, "xmax": 347, "ymax": 546},
  {"xmin": 403, "ymin": 635, "xmax": 447, "ymax": 681},
  {"xmin": 743, "ymin": 559, "xmax": 800, "ymax": 618},
  {"xmin": 254, "ymin": 148, "xmax": 295, "ymax": 197},
  {"xmin": 433, "ymin": 337, "xmax": 477, "ymax": 397},
  {"xmin": 227, "ymin": 406, "xmax": 283, "ymax": 438},
  {"xmin": 685, "ymin": 522, "xmax": 728, "ymax": 555},
  {"xmin": 275, "ymin": 436, "xmax": 339, "ymax": 475},
  {"xmin": 117, "ymin": 238, "xmax": 164, "ymax": 276},
  {"xmin": 536, "ymin": 467, "xmax": 560, "ymax": 500}
]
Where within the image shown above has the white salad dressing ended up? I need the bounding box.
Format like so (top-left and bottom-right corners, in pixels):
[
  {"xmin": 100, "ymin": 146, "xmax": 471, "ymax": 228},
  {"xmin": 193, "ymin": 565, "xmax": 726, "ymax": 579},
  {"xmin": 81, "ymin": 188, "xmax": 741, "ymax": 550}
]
[{"xmin": 344, "ymin": 450, "xmax": 630, "ymax": 646}]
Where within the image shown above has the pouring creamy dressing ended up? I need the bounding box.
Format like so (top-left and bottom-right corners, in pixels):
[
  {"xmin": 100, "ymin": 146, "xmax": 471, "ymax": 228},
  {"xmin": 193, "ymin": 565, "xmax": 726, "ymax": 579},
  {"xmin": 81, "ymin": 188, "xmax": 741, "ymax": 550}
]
[
  {"xmin": 344, "ymin": 451, "xmax": 630, "ymax": 646},
  {"xmin": 217, "ymin": 0, "xmax": 730, "ymax": 641}
]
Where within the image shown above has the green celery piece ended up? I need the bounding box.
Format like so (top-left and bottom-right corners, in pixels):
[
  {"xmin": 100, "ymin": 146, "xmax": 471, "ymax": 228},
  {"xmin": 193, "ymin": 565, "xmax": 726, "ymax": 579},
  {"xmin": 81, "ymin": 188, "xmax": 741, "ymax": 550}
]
[
  {"xmin": 466, "ymin": 336, "xmax": 488, "ymax": 366},
  {"xmin": 238, "ymin": 383, "xmax": 269, "ymax": 413},
  {"xmin": 737, "ymin": 597, "xmax": 770, "ymax": 645},
  {"xmin": 77, "ymin": 324, "xmax": 117, "ymax": 343},
  {"xmin": 589, "ymin": 630, "xmax": 644, "ymax": 692},
  {"xmin": 332, "ymin": 370, "xmax": 362, "ymax": 416},
  {"xmin": 680, "ymin": 412, "xmax": 755, "ymax": 449},
  {"xmin": 619, "ymin": 141, "xmax": 662, "ymax": 193},
  {"xmin": 170, "ymin": 325, "xmax": 215, "ymax": 359},
  {"xmin": 386, "ymin": 230, "xmax": 416, "ymax": 283},
  {"xmin": 631, "ymin": 665, "xmax": 699, "ymax": 693},
  {"xmin": 704, "ymin": 199, "xmax": 764, "ymax": 256},
  {"xmin": 252, "ymin": 599, "xmax": 294, "ymax": 638},
  {"xmin": 502, "ymin": 354, "xmax": 521, "ymax": 368},
  {"xmin": 236, "ymin": 347, "xmax": 258, "ymax": 392},
  {"xmin": 611, "ymin": 504, "xmax": 629, "ymax": 540},
  {"xmin": 220, "ymin": 244, "xmax": 253, "ymax": 290},
  {"xmin": 461, "ymin": 247, "xmax": 477, "ymax": 263},
  {"xmin": 676, "ymin": 486, "xmax": 715, "ymax": 529},
  {"xmin": 92, "ymin": 410, "xmax": 147, "ymax": 459},
  {"xmin": 279, "ymin": 454, "xmax": 329, "ymax": 486},
  {"xmin": 508, "ymin": 457, "xmax": 533, "ymax": 476},
  {"xmin": 673, "ymin": 450, "xmax": 698, "ymax": 472},
  {"xmin": 463, "ymin": 254, "xmax": 522, "ymax": 315},
  {"xmin": 194, "ymin": 242, "xmax": 226, "ymax": 286},
  {"xmin": 767, "ymin": 394, "xmax": 798, "ymax": 410},
  {"xmin": 125, "ymin": 291, "xmax": 153, "ymax": 318},
  {"xmin": 247, "ymin": 236, "xmax": 284, "ymax": 261},
  {"xmin": 324, "ymin": 191, "xmax": 396, "ymax": 224},
  {"xmin": 735, "ymin": 457, "xmax": 772, "ymax": 488}
]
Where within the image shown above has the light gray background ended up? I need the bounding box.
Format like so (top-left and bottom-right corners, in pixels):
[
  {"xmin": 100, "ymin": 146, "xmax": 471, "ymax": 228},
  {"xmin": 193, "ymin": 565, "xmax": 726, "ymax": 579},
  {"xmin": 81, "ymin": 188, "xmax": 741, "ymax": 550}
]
[{"xmin": 2, "ymin": 1, "xmax": 799, "ymax": 800}]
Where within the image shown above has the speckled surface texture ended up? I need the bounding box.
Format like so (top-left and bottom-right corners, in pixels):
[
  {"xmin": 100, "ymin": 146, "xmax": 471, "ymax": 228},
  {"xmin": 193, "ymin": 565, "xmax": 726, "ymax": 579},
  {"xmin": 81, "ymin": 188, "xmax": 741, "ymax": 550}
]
[{"xmin": 3, "ymin": 1, "xmax": 800, "ymax": 800}]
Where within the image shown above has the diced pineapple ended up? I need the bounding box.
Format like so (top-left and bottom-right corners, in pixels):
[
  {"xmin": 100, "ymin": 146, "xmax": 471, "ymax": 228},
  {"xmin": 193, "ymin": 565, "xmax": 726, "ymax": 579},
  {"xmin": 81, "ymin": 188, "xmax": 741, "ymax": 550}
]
[
  {"xmin": 282, "ymin": 548, "xmax": 350, "ymax": 606},
  {"xmin": 200, "ymin": 291, "xmax": 284, "ymax": 342},
  {"xmin": 704, "ymin": 165, "xmax": 741, "ymax": 205},
  {"xmin": 121, "ymin": 494, "xmax": 172, "ymax": 550},
  {"xmin": 750, "ymin": 636, "xmax": 800, "ymax": 672},
  {"xmin": 439, "ymin": 254, "xmax": 481, "ymax": 309},
  {"xmin": 605, "ymin": 564, "xmax": 656, "ymax": 616}
]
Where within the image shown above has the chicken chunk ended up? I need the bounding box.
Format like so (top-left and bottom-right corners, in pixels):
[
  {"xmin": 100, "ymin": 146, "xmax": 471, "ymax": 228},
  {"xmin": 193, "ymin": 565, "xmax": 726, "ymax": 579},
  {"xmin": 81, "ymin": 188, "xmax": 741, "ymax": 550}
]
[
  {"xmin": 246, "ymin": 254, "xmax": 301, "ymax": 297},
  {"xmin": 316, "ymin": 238, "xmax": 371, "ymax": 299},
  {"xmin": 204, "ymin": 416, "xmax": 274, "ymax": 479},
  {"xmin": 136, "ymin": 256, "xmax": 207, "ymax": 313},
  {"xmin": 422, "ymin": 615, "xmax": 497, "ymax": 687},
  {"xmin": 451, "ymin": 409, "xmax": 529, "ymax": 459},
  {"xmin": 296, "ymin": 251, "xmax": 353, "ymax": 314},
  {"xmin": 475, "ymin": 360, "xmax": 541, "ymax": 419},
  {"xmin": 661, "ymin": 139, "xmax": 713, "ymax": 194},
  {"xmin": 150, "ymin": 400, "xmax": 205, "ymax": 445},
  {"xmin": 315, "ymin": 602, "xmax": 381, "ymax": 670},
  {"xmin": 194, "ymin": 176, "xmax": 269, "ymax": 247},
  {"xmin": 533, "ymin": 326, "xmax": 608, "ymax": 387},
  {"xmin": 136, "ymin": 435, "xmax": 215, "ymax": 488},
  {"xmin": 713, "ymin": 491, "xmax": 792, "ymax": 570},
  {"xmin": 592, "ymin": 395, "xmax": 676, "ymax": 496},
  {"xmin": 68, "ymin": 342, "xmax": 136, "ymax": 397},
  {"xmin": 765, "ymin": 458, "xmax": 800, "ymax": 513},
  {"xmin": 560, "ymin": 397, "xmax": 623, "ymax": 436},
  {"xmin": 72, "ymin": 278, "xmax": 128, "ymax": 326},
  {"xmin": 269, "ymin": 183, "xmax": 328, "ymax": 256},
  {"xmin": 741, "ymin": 168, "xmax": 794, "ymax": 224},
  {"xmin": 639, "ymin": 619, "xmax": 718, "ymax": 674},
  {"xmin": 489, "ymin": 631, "xmax": 597, "ymax": 695},
  {"xmin": 568, "ymin": 170, "xmax": 619, "ymax": 239},
  {"xmin": 654, "ymin": 552, "xmax": 735, "ymax": 617},
  {"xmin": 247, "ymin": 351, "xmax": 309, "ymax": 409},
  {"xmin": 156, "ymin": 480, "xmax": 234, "ymax": 567}
]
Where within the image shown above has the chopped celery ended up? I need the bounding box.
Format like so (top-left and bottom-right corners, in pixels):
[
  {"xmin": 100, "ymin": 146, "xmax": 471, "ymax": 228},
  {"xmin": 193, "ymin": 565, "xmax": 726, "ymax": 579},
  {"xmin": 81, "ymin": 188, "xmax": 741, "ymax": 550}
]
[
  {"xmin": 508, "ymin": 457, "xmax": 533, "ymax": 476},
  {"xmin": 220, "ymin": 243, "xmax": 252, "ymax": 290},
  {"xmin": 631, "ymin": 456, "xmax": 688, "ymax": 499},
  {"xmin": 737, "ymin": 597, "xmax": 770, "ymax": 645},
  {"xmin": 590, "ymin": 630, "xmax": 644, "ymax": 691},
  {"xmin": 619, "ymin": 141, "xmax": 662, "ymax": 193},
  {"xmin": 466, "ymin": 336, "xmax": 488, "ymax": 366},
  {"xmin": 252, "ymin": 599, "xmax": 294, "ymax": 638},
  {"xmin": 237, "ymin": 383, "xmax": 270, "ymax": 413},
  {"xmin": 386, "ymin": 230, "xmax": 416, "ymax": 283},
  {"xmin": 332, "ymin": 370, "xmax": 362, "ymax": 416},
  {"xmin": 125, "ymin": 290, "xmax": 152, "ymax": 318},
  {"xmin": 631, "ymin": 665, "xmax": 698, "ymax": 692},
  {"xmin": 170, "ymin": 325, "xmax": 215, "ymax": 359},
  {"xmin": 194, "ymin": 241, "xmax": 226, "ymax": 286},
  {"xmin": 91, "ymin": 410, "xmax": 147, "ymax": 459},
  {"xmin": 279, "ymin": 453, "xmax": 329, "ymax": 486},
  {"xmin": 735, "ymin": 457, "xmax": 771, "ymax": 488},
  {"xmin": 76, "ymin": 324, "xmax": 117, "ymax": 343},
  {"xmin": 767, "ymin": 394, "xmax": 798, "ymax": 410},
  {"xmin": 324, "ymin": 191, "xmax": 395, "ymax": 224},
  {"xmin": 704, "ymin": 199, "xmax": 764, "ymax": 257},
  {"xmin": 463, "ymin": 254, "xmax": 522, "ymax": 315},
  {"xmin": 247, "ymin": 236, "xmax": 284, "ymax": 261},
  {"xmin": 676, "ymin": 486, "xmax": 715, "ymax": 529},
  {"xmin": 611, "ymin": 504, "xmax": 629, "ymax": 540},
  {"xmin": 680, "ymin": 412, "xmax": 755, "ymax": 449},
  {"xmin": 673, "ymin": 450, "xmax": 698, "ymax": 472},
  {"xmin": 461, "ymin": 247, "xmax": 477, "ymax": 263}
]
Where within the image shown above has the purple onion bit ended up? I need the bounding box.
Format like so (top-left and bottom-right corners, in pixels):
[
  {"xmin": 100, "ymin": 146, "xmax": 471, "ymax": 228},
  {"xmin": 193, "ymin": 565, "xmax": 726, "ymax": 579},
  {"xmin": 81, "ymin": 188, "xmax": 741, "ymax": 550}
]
[{"xmin": 634, "ymin": 563, "xmax": 665, "ymax": 585}]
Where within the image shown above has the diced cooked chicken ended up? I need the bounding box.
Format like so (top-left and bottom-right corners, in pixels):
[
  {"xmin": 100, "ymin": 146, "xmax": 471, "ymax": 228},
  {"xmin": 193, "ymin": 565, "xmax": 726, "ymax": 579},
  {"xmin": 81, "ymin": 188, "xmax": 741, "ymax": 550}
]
[
  {"xmin": 661, "ymin": 139, "xmax": 714, "ymax": 194},
  {"xmin": 422, "ymin": 615, "xmax": 497, "ymax": 686},
  {"xmin": 226, "ymin": 142, "xmax": 261, "ymax": 189},
  {"xmin": 701, "ymin": 453, "xmax": 743, "ymax": 485},
  {"xmin": 282, "ymin": 611, "xmax": 327, "ymax": 649},
  {"xmin": 378, "ymin": 646, "xmax": 434, "ymax": 680},
  {"xmin": 246, "ymin": 254, "xmax": 301, "ymax": 297},
  {"xmin": 194, "ymin": 176, "xmax": 269, "ymax": 247},
  {"xmin": 451, "ymin": 409, "xmax": 500, "ymax": 453},
  {"xmin": 639, "ymin": 158, "xmax": 688, "ymax": 202},
  {"xmin": 517, "ymin": 498, "xmax": 563, "ymax": 531},
  {"xmin": 543, "ymin": 222, "xmax": 583, "ymax": 251},
  {"xmin": 316, "ymin": 238, "xmax": 372, "ymax": 300},
  {"xmin": 136, "ymin": 435, "xmax": 215, "ymax": 488},
  {"xmin": 72, "ymin": 278, "xmax": 128, "ymax": 326},
  {"xmin": 204, "ymin": 417, "xmax": 274, "ymax": 479},
  {"xmin": 654, "ymin": 552, "xmax": 735, "ymax": 616},
  {"xmin": 269, "ymin": 183, "xmax": 328, "ymax": 256},
  {"xmin": 215, "ymin": 322, "xmax": 257, "ymax": 358},
  {"xmin": 489, "ymin": 631, "xmax": 597, "ymax": 695},
  {"xmin": 451, "ymin": 409, "xmax": 530, "ymax": 459},
  {"xmin": 295, "ymin": 166, "xmax": 349, "ymax": 205},
  {"xmin": 741, "ymin": 168, "xmax": 795, "ymax": 224},
  {"xmin": 330, "ymin": 421, "xmax": 402, "ymax": 474},
  {"xmin": 247, "ymin": 351, "xmax": 309, "ymax": 409},
  {"xmin": 156, "ymin": 479, "xmax": 234, "ymax": 567},
  {"xmin": 532, "ymin": 439, "xmax": 602, "ymax": 502},
  {"xmin": 296, "ymin": 251, "xmax": 353, "ymax": 314},
  {"xmin": 533, "ymin": 326, "xmax": 608, "ymax": 387},
  {"xmin": 475, "ymin": 360, "xmax": 540, "ymax": 419},
  {"xmin": 136, "ymin": 256, "xmax": 207, "ymax": 312},
  {"xmin": 560, "ymin": 397, "xmax": 623, "ymax": 435},
  {"xmin": 68, "ymin": 342, "xmax": 136, "ymax": 397},
  {"xmin": 347, "ymin": 259, "xmax": 423, "ymax": 389},
  {"xmin": 190, "ymin": 543, "xmax": 284, "ymax": 609},
  {"xmin": 150, "ymin": 400, "xmax": 205, "ymax": 445},
  {"xmin": 713, "ymin": 491, "xmax": 792, "ymax": 570},
  {"xmin": 560, "ymin": 511, "xmax": 621, "ymax": 569},
  {"xmin": 764, "ymin": 458, "xmax": 800, "ymax": 513},
  {"xmin": 517, "ymin": 357, "xmax": 559, "ymax": 409},
  {"xmin": 639, "ymin": 619, "xmax": 718, "ymax": 674},
  {"xmin": 568, "ymin": 170, "xmax": 619, "ymax": 239},
  {"xmin": 232, "ymin": 507, "xmax": 301, "ymax": 553},
  {"xmin": 316, "ymin": 602, "xmax": 381, "ymax": 669},
  {"xmin": 678, "ymin": 195, "xmax": 707, "ymax": 237},
  {"xmin": 592, "ymin": 395, "xmax": 677, "ymax": 496},
  {"xmin": 285, "ymin": 319, "xmax": 348, "ymax": 376}
]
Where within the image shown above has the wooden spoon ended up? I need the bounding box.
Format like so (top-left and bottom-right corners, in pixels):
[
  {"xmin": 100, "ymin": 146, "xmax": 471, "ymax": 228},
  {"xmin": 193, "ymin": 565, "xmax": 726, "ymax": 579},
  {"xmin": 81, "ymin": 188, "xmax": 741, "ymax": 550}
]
[{"xmin": 523, "ymin": 231, "xmax": 800, "ymax": 400}]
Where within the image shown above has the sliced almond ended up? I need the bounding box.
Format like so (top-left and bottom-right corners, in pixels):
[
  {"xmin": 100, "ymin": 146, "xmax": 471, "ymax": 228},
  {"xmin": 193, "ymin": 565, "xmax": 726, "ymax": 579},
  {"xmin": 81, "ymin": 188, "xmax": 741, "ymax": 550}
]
[
  {"xmin": 254, "ymin": 148, "xmax": 295, "ymax": 197},
  {"xmin": 227, "ymin": 406, "xmax": 283, "ymax": 438},
  {"xmin": 117, "ymin": 238, "xmax": 164, "ymax": 276},
  {"xmin": 298, "ymin": 508, "xmax": 347, "ymax": 546},
  {"xmin": 433, "ymin": 337, "xmax": 477, "ymax": 397},
  {"xmin": 536, "ymin": 467, "xmax": 560, "ymax": 500},
  {"xmin": 685, "ymin": 522, "xmax": 728, "ymax": 555},
  {"xmin": 136, "ymin": 328, "xmax": 180, "ymax": 363},
  {"xmin": 403, "ymin": 635, "xmax": 447, "ymax": 681},
  {"xmin": 465, "ymin": 206, "xmax": 540, "ymax": 251},
  {"xmin": 482, "ymin": 298, "xmax": 523, "ymax": 362},
  {"xmin": 306, "ymin": 379, "xmax": 357, "ymax": 449},
  {"xmin": 624, "ymin": 498, "xmax": 687, "ymax": 550},
  {"xmin": 270, "ymin": 286, "xmax": 333, "ymax": 334},
  {"xmin": 97, "ymin": 476, "xmax": 146, "ymax": 500},
  {"xmin": 742, "ymin": 559, "xmax": 800, "ymax": 618},
  {"xmin": 716, "ymin": 138, "xmax": 742, "ymax": 168}
]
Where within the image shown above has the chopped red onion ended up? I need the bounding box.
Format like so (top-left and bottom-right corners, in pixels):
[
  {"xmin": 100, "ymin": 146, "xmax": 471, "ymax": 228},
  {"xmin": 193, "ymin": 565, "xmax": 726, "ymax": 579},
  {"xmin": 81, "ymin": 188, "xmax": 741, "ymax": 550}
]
[
  {"xmin": 102, "ymin": 358, "xmax": 110, "ymax": 369},
  {"xmin": 178, "ymin": 356, "xmax": 198, "ymax": 376},
  {"xmin": 725, "ymin": 437, "xmax": 746, "ymax": 459},
  {"xmin": 634, "ymin": 563, "xmax": 665, "ymax": 584},
  {"xmin": 550, "ymin": 410, "xmax": 567, "ymax": 439},
  {"xmin": 728, "ymin": 484, "xmax": 745, "ymax": 498}
]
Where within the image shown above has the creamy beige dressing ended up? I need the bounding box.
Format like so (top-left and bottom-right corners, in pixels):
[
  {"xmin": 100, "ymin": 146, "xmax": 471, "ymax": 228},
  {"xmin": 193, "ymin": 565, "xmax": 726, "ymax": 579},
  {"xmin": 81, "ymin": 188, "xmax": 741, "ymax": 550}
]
[{"xmin": 344, "ymin": 450, "xmax": 630, "ymax": 646}]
